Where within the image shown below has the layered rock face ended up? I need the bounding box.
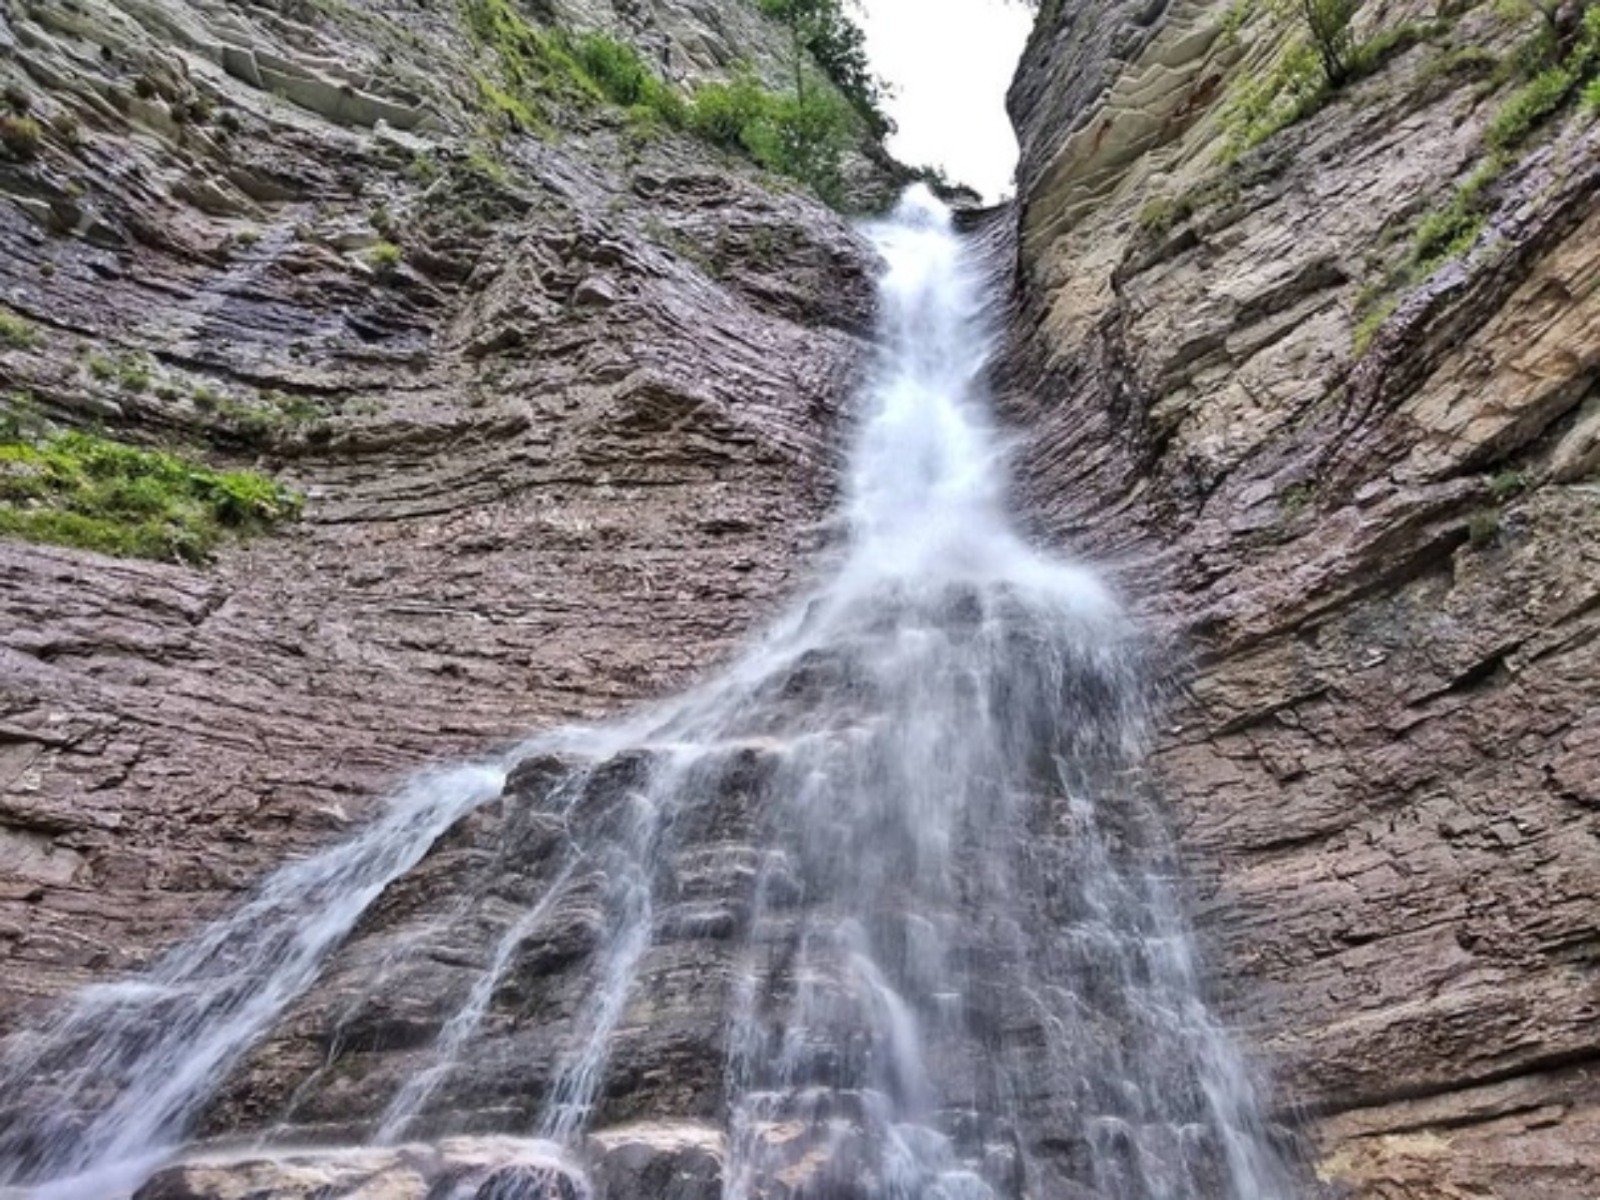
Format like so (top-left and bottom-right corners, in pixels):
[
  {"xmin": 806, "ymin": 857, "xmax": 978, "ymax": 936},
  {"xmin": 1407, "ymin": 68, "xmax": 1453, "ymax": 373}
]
[
  {"xmin": 4, "ymin": 0, "xmax": 1598, "ymax": 1197},
  {"xmin": 1002, "ymin": 0, "xmax": 1599, "ymax": 1194},
  {"xmin": 0, "ymin": 0, "xmax": 876, "ymax": 1029}
]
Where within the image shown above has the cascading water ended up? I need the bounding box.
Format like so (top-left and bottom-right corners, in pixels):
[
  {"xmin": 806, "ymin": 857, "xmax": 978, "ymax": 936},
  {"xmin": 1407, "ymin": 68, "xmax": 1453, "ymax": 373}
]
[{"xmin": 0, "ymin": 188, "xmax": 1295, "ymax": 1199}]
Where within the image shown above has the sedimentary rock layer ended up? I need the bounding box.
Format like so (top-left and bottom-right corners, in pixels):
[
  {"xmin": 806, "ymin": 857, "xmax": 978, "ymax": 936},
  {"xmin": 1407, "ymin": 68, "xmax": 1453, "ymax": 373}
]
[{"xmin": 1002, "ymin": 0, "xmax": 1600, "ymax": 1193}]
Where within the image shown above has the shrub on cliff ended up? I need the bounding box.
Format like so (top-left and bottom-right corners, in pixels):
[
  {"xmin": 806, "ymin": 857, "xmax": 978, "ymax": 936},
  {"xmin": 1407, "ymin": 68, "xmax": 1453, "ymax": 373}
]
[
  {"xmin": 758, "ymin": 0, "xmax": 891, "ymax": 137},
  {"xmin": 688, "ymin": 73, "xmax": 856, "ymax": 205},
  {"xmin": 0, "ymin": 309, "xmax": 37, "ymax": 349},
  {"xmin": 1486, "ymin": 5, "xmax": 1600, "ymax": 147},
  {"xmin": 0, "ymin": 114, "xmax": 42, "ymax": 161},
  {"xmin": 1301, "ymin": 0, "xmax": 1358, "ymax": 84}
]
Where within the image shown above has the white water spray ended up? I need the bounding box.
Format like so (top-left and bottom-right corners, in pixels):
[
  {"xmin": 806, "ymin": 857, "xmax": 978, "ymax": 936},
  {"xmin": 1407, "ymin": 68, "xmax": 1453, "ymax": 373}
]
[{"xmin": 0, "ymin": 189, "xmax": 1294, "ymax": 1199}]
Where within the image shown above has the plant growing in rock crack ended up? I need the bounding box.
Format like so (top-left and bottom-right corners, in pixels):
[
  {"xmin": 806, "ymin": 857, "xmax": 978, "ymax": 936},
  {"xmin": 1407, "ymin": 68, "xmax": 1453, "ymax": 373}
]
[
  {"xmin": 0, "ymin": 114, "xmax": 42, "ymax": 161},
  {"xmin": 1466, "ymin": 508, "xmax": 1502, "ymax": 544},
  {"xmin": 368, "ymin": 203, "xmax": 395, "ymax": 236},
  {"xmin": 366, "ymin": 240, "xmax": 403, "ymax": 274},
  {"xmin": 115, "ymin": 354, "xmax": 153, "ymax": 392},
  {"xmin": 1221, "ymin": 2, "xmax": 1448, "ymax": 161},
  {"xmin": 1351, "ymin": 293, "xmax": 1399, "ymax": 354},
  {"xmin": 0, "ymin": 392, "xmax": 48, "ymax": 440},
  {"xmin": 0, "ymin": 310, "xmax": 38, "ymax": 349},
  {"xmin": 1487, "ymin": 468, "xmax": 1530, "ymax": 500},
  {"xmin": 1279, "ymin": 481, "xmax": 1316, "ymax": 518}
]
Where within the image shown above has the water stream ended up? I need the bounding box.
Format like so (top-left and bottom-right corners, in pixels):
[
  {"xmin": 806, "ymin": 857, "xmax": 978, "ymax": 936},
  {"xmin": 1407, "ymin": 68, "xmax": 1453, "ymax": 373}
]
[{"xmin": 0, "ymin": 189, "xmax": 1293, "ymax": 1198}]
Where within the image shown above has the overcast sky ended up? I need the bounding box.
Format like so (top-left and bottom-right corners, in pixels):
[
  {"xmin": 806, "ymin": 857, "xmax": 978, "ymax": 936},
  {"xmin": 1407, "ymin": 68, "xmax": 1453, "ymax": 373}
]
[{"xmin": 857, "ymin": 0, "xmax": 1035, "ymax": 202}]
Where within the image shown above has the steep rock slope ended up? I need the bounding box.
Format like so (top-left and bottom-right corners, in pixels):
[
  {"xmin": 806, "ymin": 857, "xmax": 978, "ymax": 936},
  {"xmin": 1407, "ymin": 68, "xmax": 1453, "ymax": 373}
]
[
  {"xmin": 1002, "ymin": 0, "xmax": 1599, "ymax": 1194},
  {"xmin": 0, "ymin": 0, "xmax": 878, "ymax": 1035}
]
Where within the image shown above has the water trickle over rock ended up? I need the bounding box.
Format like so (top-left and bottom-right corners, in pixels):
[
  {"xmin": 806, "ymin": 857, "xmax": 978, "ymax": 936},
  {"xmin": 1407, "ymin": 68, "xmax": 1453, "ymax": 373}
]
[{"xmin": 0, "ymin": 190, "xmax": 1296, "ymax": 1199}]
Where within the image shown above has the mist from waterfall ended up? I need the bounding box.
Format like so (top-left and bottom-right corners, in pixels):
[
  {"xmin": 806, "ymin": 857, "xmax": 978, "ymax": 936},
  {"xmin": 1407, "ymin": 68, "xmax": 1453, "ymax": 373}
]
[{"xmin": 0, "ymin": 188, "xmax": 1294, "ymax": 1199}]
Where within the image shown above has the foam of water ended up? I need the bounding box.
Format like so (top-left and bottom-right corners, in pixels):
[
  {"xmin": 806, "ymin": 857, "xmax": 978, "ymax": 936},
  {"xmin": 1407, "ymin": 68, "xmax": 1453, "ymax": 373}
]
[{"xmin": 0, "ymin": 188, "xmax": 1293, "ymax": 1199}]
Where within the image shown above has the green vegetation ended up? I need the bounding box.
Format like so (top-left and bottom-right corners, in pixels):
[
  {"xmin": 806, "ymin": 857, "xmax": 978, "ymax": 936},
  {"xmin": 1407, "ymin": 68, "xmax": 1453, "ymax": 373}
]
[
  {"xmin": 409, "ymin": 149, "xmax": 442, "ymax": 183},
  {"xmin": 758, "ymin": 0, "xmax": 890, "ymax": 136},
  {"xmin": 565, "ymin": 29, "xmax": 688, "ymax": 121},
  {"xmin": 465, "ymin": 145, "xmax": 510, "ymax": 185},
  {"xmin": 1280, "ymin": 481, "xmax": 1316, "ymax": 517},
  {"xmin": 1487, "ymin": 467, "xmax": 1530, "ymax": 499},
  {"xmin": 1466, "ymin": 508, "xmax": 1501, "ymax": 544},
  {"xmin": 0, "ymin": 309, "xmax": 37, "ymax": 349},
  {"xmin": 1135, "ymin": 173, "xmax": 1243, "ymax": 238},
  {"xmin": 0, "ymin": 393, "xmax": 46, "ymax": 441},
  {"xmin": 1222, "ymin": 16, "xmax": 1441, "ymax": 160},
  {"xmin": 687, "ymin": 73, "xmax": 858, "ymax": 204},
  {"xmin": 1375, "ymin": 0, "xmax": 1600, "ymax": 295},
  {"xmin": 1488, "ymin": 63, "xmax": 1583, "ymax": 146},
  {"xmin": 1415, "ymin": 44, "xmax": 1500, "ymax": 90},
  {"xmin": 459, "ymin": 0, "xmax": 868, "ymax": 205},
  {"xmin": 1221, "ymin": 41, "xmax": 1327, "ymax": 158},
  {"xmin": 1349, "ymin": 152, "xmax": 1503, "ymax": 354},
  {"xmin": 190, "ymin": 382, "xmax": 328, "ymax": 445},
  {"xmin": 1411, "ymin": 153, "xmax": 1506, "ymax": 269},
  {"xmin": 1486, "ymin": 4, "xmax": 1600, "ymax": 147},
  {"xmin": 0, "ymin": 114, "xmax": 42, "ymax": 161},
  {"xmin": 121, "ymin": 356, "xmax": 154, "ymax": 392},
  {"xmin": 1220, "ymin": 0, "xmax": 1256, "ymax": 46},
  {"xmin": 0, "ymin": 427, "xmax": 301, "ymax": 563},
  {"xmin": 83, "ymin": 350, "xmax": 158, "ymax": 391},
  {"xmin": 1301, "ymin": 0, "xmax": 1358, "ymax": 85},
  {"xmin": 1348, "ymin": 21, "xmax": 1434, "ymax": 77},
  {"xmin": 50, "ymin": 112, "xmax": 82, "ymax": 147},
  {"xmin": 366, "ymin": 239, "xmax": 403, "ymax": 272},
  {"xmin": 1351, "ymin": 294, "xmax": 1399, "ymax": 354},
  {"xmin": 1137, "ymin": 194, "xmax": 1186, "ymax": 234}
]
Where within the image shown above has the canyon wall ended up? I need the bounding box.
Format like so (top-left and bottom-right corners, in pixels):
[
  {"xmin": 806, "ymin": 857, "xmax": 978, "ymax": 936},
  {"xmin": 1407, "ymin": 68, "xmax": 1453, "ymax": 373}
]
[
  {"xmin": 1001, "ymin": 0, "xmax": 1600, "ymax": 1194},
  {"xmin": 0, "ymin": 0, "xmax": 877, "ymax": 1028},
  {"xmin": 1, "ymin": 0, "xmax": 1597, "ymax": 1196}
]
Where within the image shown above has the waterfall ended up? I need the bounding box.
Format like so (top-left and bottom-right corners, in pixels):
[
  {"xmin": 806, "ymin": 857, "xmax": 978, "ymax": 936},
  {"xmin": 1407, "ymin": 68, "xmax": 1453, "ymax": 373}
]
[{"xmin": 0, "ymin": 188, "xmax": 1294, "ymax": 1199}]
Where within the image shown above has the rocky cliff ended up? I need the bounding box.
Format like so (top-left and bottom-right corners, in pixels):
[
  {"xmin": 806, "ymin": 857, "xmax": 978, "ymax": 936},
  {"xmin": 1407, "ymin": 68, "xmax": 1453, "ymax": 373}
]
[
  {"xmin": 1002, "ymin": 0, "xmax": 1599, "ymax": 1194},
  {"xmin": 0, "ymin": 0, "xmax": 877, "ymax": 1032},
  {"xmin": 1, "ymin": 0, "xmax": 1597, "ymax": 1197}
]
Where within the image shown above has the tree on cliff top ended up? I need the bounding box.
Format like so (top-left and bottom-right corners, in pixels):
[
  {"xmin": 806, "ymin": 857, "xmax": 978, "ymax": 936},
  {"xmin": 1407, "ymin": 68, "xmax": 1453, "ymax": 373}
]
[
  {"xmin": 1301, "ymin": 0, "xmax": 1358, "ymax": 84},
  {"xmin": 758, "ymin": 0, "xmax": 893, "ymax": 136}
]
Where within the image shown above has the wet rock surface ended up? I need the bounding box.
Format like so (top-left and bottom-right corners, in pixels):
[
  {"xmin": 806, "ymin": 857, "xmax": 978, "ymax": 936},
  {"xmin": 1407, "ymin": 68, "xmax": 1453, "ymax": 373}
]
[
  {"xmin": 0, "ymin": 0, "xmax": 874, "ymax": 1032},
  {"xmin": 3, "ymin": 0, "xmax": 1597, "ymax": 1196},
  {"xmin": 132, "ymin": 1129, "xmax": 719, "ymax": 1200},
  {"xmin": 1003, "ymin": 0, "xmax": 1600, "ymax": 1194}
]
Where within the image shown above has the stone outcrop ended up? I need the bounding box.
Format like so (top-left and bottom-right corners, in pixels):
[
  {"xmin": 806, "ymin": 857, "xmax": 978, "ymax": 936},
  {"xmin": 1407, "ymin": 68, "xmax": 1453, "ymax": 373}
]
[{"xmin": 1001, "ymin": 0, "xmax": 1600, "ymax": 1194}]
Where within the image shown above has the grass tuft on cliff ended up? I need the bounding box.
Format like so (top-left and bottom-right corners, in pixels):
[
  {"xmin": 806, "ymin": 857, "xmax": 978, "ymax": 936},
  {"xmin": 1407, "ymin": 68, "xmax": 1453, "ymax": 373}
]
[{"xmin": 0, "ymin": 426, "xmax": 301, "ymax": 564}]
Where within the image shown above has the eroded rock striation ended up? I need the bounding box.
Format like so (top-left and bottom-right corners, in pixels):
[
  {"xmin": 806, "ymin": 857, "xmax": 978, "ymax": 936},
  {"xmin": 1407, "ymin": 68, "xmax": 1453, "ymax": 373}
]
[
  {"xmin": 1, "ymin": 0, "xmax": 1597, "ymax": 1197},
  {"xmin": 1002, "ymin": 0, "xmax": 1600, "ymax": 1194},
  {"xmin": 0, "ymin": 0, "xmax": 876, "ymax": 1028}
]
